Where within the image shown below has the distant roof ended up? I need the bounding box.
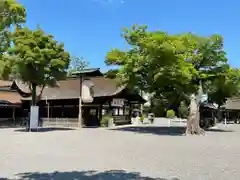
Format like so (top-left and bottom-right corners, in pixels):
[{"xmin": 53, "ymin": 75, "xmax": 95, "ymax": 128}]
[
  {"xmin": 71, "ymin": 68, "xmax": 103, "ymax": 77},
  {"xmin": 200, "ymin": 102, "xmax": 217, "ymax": 109},
  {"xmin": 0, "ymin": 80, "xmax": 13, "ymax": 87},
  {"xmin": 0, "ymin": 91, "xmax": 22, "ymax": 104},
  {"xmin": 225, "ymin": 98, "xmax": 240, "ymax": 110},
  {"xmin": 18, "ymin": 77, "xmax": 121, "ymax": 99},
  {"xmin": 18, "ymin": 76, "xmax": 145, "ymax": 103},
  {"xmin": 0, "ymin": 80, "xmax": 22, "ymax": 104}
]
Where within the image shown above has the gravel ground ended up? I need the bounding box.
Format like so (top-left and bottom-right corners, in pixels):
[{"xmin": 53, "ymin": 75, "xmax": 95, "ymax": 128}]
[{"xmin": 1, "ymin": 123, "xmax": 240, "ymax": 180}]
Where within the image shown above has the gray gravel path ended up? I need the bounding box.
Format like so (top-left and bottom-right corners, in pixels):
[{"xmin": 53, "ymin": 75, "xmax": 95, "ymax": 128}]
[{"xmin": 1, "ymin": 124, "xmax": 240, "ymax": 180}]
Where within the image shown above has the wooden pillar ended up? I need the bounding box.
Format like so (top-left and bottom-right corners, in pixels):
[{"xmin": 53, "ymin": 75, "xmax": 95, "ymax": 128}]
[
  {"xmin": 237, "ymin": 111, "xmax": 240, "ymax": 124},
  {"xmin": 49, "ymin": 105, "xmax": 51, "ymax": 119},
  {"xmin": 227, "ymin": 111, "xmax": 229, "ymax": 123},
  {"xmin": 12, "ymin": 107, "xmax": 16, "ymax": 125},
  {"xmin": 98, "ymin": 105, "xmax": 103, "ymax": 126},
  {"xmin": 129, "ymin": 103, "xmax": 132, "ymax": 117},
  {"xmin": 61, "ymin": 105, "xmax": 64, "ymax": 118}
]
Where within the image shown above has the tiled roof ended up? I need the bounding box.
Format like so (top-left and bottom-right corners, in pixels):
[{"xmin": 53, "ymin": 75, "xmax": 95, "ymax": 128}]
[
  {"xmin": 19, "ymin": 77, "xmax": 124, "ymax": 100},
  {"xmin": 71, "ymin": 68, "xmax": 103, "ymax": 77},
  {"xmin": 0, "ymin": 91, "xmax": 22, "ymax": 103},
  {"xmin": 226, "ymin": 98, "xmax": 240, "ymax": 110},
  {"xmin": 0, "ymin": 80, "xmax": 13, "ymax": 87},
  {"xmin": 0, "ymin": 77, "xmax": 146, "ymax": 103}
]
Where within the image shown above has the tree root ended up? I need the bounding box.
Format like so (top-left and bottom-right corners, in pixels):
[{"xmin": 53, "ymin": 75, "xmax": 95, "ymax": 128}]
[{"xmin": 184, "ymin": 127, "xmax": 205, "ymax": 136}]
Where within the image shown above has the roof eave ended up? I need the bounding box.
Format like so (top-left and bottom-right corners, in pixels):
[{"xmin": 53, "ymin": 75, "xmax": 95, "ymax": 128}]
[{"xmin": 71, "ymin": 68, "xmax": 103, "ymax": 77}]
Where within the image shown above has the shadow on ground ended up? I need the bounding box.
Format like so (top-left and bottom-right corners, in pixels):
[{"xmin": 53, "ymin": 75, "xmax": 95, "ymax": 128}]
[
  {"xmin": 110, "ymin": 126, "xmax": 186, "ymax": 136},
  {"xmin": 205, "ymin": 128, "xmax": 234, "ymax": 132},
  {"xmin": 14, "ymin": 127, "xmax": 75, "ymax": 132},
  {"xmin": 10, "ymin": 170, "xmax": 180, "ymax": 180},
  {"xmin": 110, "ymin": 126, "xmax": 234, "ymax": 136}
]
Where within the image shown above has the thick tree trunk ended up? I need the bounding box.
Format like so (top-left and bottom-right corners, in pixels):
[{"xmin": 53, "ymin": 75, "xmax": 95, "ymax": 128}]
[
  {"xmin": 186, "ymin": 107, "xmax": 204, "ymax": 135},
  {"xmin": 31, "ymin": 83, "xmax": 37, "ymax": 106},
  {"xmin": 36, "ymin": 85, "xmax": 45, "ymax": 103},
  {"xmin": 216, "ymin": 105, "xmax": 221, "ymax": 123},
  {"xmin": 185, "ymin": 95, "xmax": 205, "ymax": 135}
]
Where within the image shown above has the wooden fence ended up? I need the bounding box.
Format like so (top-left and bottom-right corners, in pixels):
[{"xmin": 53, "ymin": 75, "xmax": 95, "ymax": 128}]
[{"xmin": 41, "ymin": 118, "xmax": 79, "ymax": 127}]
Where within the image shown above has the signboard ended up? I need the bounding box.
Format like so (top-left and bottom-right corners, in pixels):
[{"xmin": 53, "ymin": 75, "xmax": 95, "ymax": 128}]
[
  {"xmin": 111, "ymin": 98, "xmax": 125, "ymax": 107},
  {"xmin": 30, "ymin": 106, "xmax": 39, "ymax": 130}
]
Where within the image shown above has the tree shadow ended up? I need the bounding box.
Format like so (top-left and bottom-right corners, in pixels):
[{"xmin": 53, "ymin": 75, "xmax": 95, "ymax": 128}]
[
  {"xmin": 110, "ymin": 125, "xmax": 234, "ymax": 136},
  {"xmin": 14, "ymin": 127, "xmax": 75, "ymax": 132},
  {"xmin": 110, "ymin": 126, "xmax": 186, "ymax": 136},
  {"xmin": 14, "ymin": 170, "xmax": 180, "ymax": 180},
  {"xmin": 205, "ymin": 128, "xmax": 234, "ymax": 132}
]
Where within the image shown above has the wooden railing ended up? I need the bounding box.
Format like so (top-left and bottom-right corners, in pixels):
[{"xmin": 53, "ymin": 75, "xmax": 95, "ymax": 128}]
[
  {"xmin": 41, "ymin": 118, "xmax": 78, "ymax": 127},
  {"xmin": 113, "ymin": 116, "xmax": 131, "ymax": 125}
]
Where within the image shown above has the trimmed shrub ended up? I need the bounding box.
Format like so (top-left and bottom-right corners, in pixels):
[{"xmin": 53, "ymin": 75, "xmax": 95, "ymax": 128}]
[
  {"xmin": 100, "ymin": 115, "xmax": 112, "ymax": 127},
  {"xmin": 140, "ymin": 115, "xmax": 144, "ymax": 122},
  {"xmin": 166, "ymin": 109, "xmax": 175, "ymax": 119}
]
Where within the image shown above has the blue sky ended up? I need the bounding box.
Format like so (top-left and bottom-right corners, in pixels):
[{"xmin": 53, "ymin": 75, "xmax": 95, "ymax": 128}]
[{"xmin": 18, "ymin": 0, "xmax": 239, "ymax": 71}]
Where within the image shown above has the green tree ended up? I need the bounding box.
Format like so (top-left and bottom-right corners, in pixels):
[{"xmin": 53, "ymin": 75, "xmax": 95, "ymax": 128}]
[
  {"xmin": 0, "ymin": 0, "xmax": 25, "ymax": 54},
  {"xmin": 104, "ymin": 69, "xmax": 119, "ymax": 79},
  {"xmin": 105, "ymin": 25, "xmax": 196, "ymax": 94},
  {"xmin": 206, "ymin": 68, "xmax": 240, "ymax": 121},
  {"xmin": 0, "ymin": 0, "xmax": 25, "ymax": 78},
  {"xmin": 207, "ymin": 68, "xmax": 240, "ymax": 107},
  {"xmin": 68, "ymin": 56, "xmax": 89, "ymax": 76},
  {"xmin": 181, "ymin": 34, "xmax": 229, "ymax": 134},
  {"xmin": 105, "ymin": 24, "xmax": 229, "ymax": 135},
  {"xmin": 148, "ymin": 95, "xmax": 168, "ymax": 117},
  {"xmin": 6, "ymin": 26, "xmax": 70, "ymax": 105}
]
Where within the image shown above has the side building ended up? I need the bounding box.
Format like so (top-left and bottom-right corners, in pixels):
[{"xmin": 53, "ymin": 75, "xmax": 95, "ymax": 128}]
[
  {"xmin": 0, "ymin": 80, "xmax": 30, "ymax": 127},
  {"xmin": 0, "ymin": 68, "xmax": 146, "ymax": 127},
  {"xmin": 224, "ymin": 98, "xmax": 240, "ymax": 123}
]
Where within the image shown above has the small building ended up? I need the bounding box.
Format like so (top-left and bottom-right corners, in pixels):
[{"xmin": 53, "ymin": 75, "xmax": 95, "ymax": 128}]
[
  {"xmin": 0, "ymin": 68, "xmax": 145, "ymax": 127},
  {"xmin": 223, "ymin": 98, "xmax": 240, "ymax": 123},
  {"xmin": 199, "ymin": 102, "xmax": 217, "ymax": 128},
  {"xmin": 0, "ymin": 80, "xmax": 29, "ymax": 127}
]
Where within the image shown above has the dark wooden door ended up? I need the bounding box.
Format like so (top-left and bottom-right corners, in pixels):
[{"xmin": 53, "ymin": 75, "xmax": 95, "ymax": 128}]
[{"xmin": 83, "ymin": 107, "xmax": 99, "ymax": 127}]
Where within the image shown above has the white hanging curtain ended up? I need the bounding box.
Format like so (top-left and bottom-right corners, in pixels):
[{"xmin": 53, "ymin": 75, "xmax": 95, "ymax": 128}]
[{"xmin": 82, "ymin": 79, "xmax": 95, "ymax": 103}]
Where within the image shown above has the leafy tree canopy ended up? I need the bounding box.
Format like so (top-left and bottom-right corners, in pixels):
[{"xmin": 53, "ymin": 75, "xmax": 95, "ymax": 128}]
[
  {"xmin": 105, "ymin": 25, "xmax": 231, "ymax": 107},
  {"xmin": 207, "ymin": 68, "xmax": 240, "ymax": 107},
  {"xmin": 104, "ymin": 69, "xmax": 119, "ymax": 79},
  {"xmin": 0, "ymin": 0, "xmax": 26, "ymax": 54},
  {"xmin": 105, "ymin": 25, "xmax": 196, "ymax": 94},
  {"xmin": 5, "ymin": 26, "xmax": 70, "ymax": 104}
]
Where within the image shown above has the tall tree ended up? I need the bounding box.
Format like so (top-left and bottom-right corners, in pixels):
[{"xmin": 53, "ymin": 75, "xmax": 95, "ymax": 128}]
[
  {"xmin": 0, "ymin": 0, "xmax": 26, "ymax": 79},
  {"xmin": 182, "ymin": 34, "xmax": 229, "ymax": 134},
  {"xmin": 105, "ymin": 24, "xmax": 229, "ymax": 135},
  {"xmin": 6, "ymin": 26, "xmax": 70, "ymax": 105},
  {"xmin": 0, "ymin": 0, "xmax": 25, "ymax": 54},
  {"xmin": 68, "ymin": 56, "xmax": 89, "ymax": 76}
]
